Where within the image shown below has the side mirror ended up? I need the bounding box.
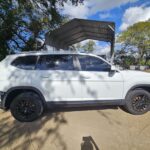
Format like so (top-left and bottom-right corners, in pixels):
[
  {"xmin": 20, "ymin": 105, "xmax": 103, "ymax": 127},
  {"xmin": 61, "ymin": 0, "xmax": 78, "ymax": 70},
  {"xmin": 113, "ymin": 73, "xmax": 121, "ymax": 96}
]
[{"xmin": 111, "ymin": 65, "xmax": 116, "ymax": 71}]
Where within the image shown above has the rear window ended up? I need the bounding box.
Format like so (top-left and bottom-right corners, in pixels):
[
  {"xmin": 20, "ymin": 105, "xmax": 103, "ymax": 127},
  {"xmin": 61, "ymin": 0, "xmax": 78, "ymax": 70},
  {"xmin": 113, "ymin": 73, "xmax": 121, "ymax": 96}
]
[
  {"xmin": 36, "ymin": 55, "xmax": 75, "ymax": 70},
  {"xmin": 11, "ymin": 56, "xmax": 37, "ymax": 70}
]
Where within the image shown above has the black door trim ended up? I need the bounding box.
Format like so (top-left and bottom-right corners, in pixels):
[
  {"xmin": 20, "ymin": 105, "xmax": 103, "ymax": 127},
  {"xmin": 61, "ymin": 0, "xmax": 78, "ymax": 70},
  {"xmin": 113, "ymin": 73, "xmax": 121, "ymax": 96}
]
[{"xmin": 47, "ymin": 99, "xmax": 125, "ymax": 109}]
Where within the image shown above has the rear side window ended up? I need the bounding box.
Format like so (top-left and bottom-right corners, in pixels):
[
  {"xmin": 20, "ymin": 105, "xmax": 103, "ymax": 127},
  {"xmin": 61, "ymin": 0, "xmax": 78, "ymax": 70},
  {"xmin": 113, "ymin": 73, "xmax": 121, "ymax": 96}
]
[
  {"xmin": 11, "ymin": 56, "xmax": 37, "ymax": 70},
  {"xmin": 36, "ymin": 55, "xmax": 75, "ymax": 71},
  {"xmin": 78, "ymin": 55, "xmax": 110, "ymax": 71}
]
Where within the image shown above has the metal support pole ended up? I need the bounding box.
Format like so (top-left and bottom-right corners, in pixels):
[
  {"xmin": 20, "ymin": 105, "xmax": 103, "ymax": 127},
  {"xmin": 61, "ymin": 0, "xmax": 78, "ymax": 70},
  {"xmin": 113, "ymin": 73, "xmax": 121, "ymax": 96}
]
[
  {"xmin": 110, "ymin": 36, "xmax": 115, "ymax": 64},
  {"xmin": 108, "ymin": 24, "xmax": 115, "ymax": 64}
]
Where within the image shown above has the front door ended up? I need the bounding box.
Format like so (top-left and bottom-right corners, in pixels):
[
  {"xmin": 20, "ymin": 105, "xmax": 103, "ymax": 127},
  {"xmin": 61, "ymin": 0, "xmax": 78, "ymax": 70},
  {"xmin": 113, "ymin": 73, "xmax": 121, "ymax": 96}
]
[{"xmin": 76, "ymin": 54, "xmax": 124, "ymax": 101}]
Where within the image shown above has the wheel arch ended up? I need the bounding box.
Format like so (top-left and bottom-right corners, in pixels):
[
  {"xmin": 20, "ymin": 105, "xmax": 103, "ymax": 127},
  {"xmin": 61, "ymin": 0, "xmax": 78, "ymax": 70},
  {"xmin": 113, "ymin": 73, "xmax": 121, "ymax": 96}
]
[
  {"xmin": 3, "ymin": 86, "xmax": 46, "ymax": 109},
  {"xmin": 125, "ymin": 84, "xmax": 150, "ymax": 98}
]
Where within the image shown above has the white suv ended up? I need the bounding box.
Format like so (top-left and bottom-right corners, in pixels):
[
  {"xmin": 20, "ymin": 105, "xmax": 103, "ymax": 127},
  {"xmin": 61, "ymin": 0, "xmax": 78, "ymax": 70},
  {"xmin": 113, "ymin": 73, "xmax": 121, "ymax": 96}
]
[{"xmin": 0, "ymin": 51, "xmax": 150, "ymax": 122}]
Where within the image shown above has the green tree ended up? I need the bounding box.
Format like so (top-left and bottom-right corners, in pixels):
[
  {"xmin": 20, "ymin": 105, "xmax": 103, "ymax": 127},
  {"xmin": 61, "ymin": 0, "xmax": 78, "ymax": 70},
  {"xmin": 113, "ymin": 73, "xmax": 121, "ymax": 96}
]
[
  {"xmin": 118, "ymin": 21, "xmax": 150, "ymax": 63},
  {"xmin": 0, "ymin": 0, "xmax": 84, "ymax": 60},
  {"xmin": 82, "ymin": 40, "xmax": 96, "ymax": 52},
  {"xmin": 75, "ymin": 42, "xmax": 81, "ymax": 50}
]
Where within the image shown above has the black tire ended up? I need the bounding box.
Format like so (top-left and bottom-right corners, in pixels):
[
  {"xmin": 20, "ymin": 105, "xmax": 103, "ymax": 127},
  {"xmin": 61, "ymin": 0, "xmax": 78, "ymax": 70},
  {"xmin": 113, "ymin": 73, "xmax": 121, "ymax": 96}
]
[
  {"xmin": 10, "ymin": 92, "xmax": 44, "ymax": 122},
  {"xmin": 124, "ymin": 89, "xmax": 150, "ymax": 115}
]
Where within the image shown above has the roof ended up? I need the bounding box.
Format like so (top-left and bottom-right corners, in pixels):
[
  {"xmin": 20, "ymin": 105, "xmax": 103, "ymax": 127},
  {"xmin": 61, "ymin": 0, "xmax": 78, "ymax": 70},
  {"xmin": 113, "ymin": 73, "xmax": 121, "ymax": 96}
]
[
  {"xmin": 9, "ymin": 50, "xmax": 90, "ymax": 56},
  {"xmin": 8, "ymin": 50, "xmax": 107, "ymax": 59},
  {"xmin": 7, "ymin": 51, "xmax": 110, "ymax": 66},
  {"xmin": 45, "ymin": 18, "xmax": 115, "ymax": 54}
]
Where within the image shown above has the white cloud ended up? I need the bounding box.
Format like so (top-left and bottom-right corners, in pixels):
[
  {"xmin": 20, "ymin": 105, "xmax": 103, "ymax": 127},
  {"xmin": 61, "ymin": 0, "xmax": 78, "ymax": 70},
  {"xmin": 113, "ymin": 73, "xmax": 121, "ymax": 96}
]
[
  {"xmin": 99, "ymin": 13, "xmax": 110, "ymax": 19},
  {"xmin": 120, "ymin": 6, "xmax": 150, "ymax": 31},
  {"xmin": 87, "ymin": 0, "xmax": 136, "ymax": 15},
  {"xmin": 94, "ymin": 45, "xmax": 110, "ymax": 55},
  {"xmin": 61, "ymin": 0, "xmax": 136, "ymax": 19},
  {"xmin": 61, "ymin": 2, "xmax": 89, "ymax": 19}
]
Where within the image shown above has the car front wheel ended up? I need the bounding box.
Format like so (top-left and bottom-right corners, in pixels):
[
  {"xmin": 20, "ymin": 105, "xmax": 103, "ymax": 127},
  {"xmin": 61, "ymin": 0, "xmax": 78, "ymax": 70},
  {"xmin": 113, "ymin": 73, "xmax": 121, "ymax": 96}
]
[
  {"xmin": 124, "ymin": 89, "xmax": 150, "ymax": 115},
  {"xmin": 10, "ymin": 92, "xmax": 44, "ymax": 122}
]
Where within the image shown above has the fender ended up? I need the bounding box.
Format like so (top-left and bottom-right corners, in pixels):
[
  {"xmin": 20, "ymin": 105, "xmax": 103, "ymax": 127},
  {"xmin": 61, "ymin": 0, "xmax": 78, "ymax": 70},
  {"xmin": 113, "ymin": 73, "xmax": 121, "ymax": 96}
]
[
  {"xmin": 125, "ymin": 84, "xmax": 150, "ymax": 98},
  {"xmin": 2, "ymin": 86, "xmax": 46, "ymax": 109}
]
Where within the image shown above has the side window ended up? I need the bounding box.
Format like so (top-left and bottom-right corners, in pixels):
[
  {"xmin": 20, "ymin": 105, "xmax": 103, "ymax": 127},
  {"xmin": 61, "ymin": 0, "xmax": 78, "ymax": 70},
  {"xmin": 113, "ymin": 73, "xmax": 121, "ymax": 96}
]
[
  {"xmin": 36, "ymin": 55, "xmax": 75, "ymax": 70},
  {"xmin": 11, "ymin": 56, "xmax": 37, "ymax": 70},
  {"xmin": 78, "ymin": 55, "xmax": 110, "ymax": 71}
]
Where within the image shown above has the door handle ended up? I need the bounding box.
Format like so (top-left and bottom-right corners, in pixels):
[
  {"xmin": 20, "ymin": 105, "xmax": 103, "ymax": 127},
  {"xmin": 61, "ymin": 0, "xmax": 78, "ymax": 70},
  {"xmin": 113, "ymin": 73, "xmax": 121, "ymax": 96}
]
[
  {"xmin": 83, "ymin": 76, "xmax": 90, "ymax": 79},
  {"xmin": 41, "ymin": 75, "xmax": 49, "ymax": 78}
]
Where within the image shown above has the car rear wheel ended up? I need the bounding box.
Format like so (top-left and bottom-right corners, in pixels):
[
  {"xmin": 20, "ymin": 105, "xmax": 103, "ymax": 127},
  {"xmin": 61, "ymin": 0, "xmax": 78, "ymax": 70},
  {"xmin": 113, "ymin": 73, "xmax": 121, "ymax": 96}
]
[
  {"xmin": 124, "ymin": 89, "xmax": 150, "ymax": 115},
  {"xmin": 10, "ymin": 92, "xmax": 44, "ymax": 122}
]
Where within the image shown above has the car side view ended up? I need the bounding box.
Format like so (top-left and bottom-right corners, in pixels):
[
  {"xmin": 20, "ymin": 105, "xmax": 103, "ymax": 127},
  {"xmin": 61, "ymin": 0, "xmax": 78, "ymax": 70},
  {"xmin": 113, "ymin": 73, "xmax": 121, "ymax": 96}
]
[{"xmin": 0, "ymin": 51, "xmax": 150, "ymax": 122}]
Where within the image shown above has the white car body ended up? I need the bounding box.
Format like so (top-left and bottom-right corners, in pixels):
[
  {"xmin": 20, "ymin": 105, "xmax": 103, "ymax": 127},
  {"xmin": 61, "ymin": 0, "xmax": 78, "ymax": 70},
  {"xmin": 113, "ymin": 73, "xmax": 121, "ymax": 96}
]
[{"xmin": 0, "ymin": 51, "xmax": 150, "ymax": 109}]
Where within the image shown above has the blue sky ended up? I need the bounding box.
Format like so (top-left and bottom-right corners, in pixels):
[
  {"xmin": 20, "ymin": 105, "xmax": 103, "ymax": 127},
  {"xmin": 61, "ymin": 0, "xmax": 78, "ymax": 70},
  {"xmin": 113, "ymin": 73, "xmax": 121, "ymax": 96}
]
[
  {"xmin": 89, "ymin": 0, "xmax": 150, "ymax": 33},
  {"xmin": 61, "ymin": 0, "xmax": 150, "ymax": 54},
  {"xmin": 62, "ymin": 0, "xmax": 150, "ymax": 33}
]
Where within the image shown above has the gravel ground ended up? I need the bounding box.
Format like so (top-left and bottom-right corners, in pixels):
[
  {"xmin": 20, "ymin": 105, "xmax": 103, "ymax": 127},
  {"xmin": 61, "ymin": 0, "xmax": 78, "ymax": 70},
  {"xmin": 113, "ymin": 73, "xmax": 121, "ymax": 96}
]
[{"xmin": 0, "ymin": 107, "xmax": 150, "ymax": 150}]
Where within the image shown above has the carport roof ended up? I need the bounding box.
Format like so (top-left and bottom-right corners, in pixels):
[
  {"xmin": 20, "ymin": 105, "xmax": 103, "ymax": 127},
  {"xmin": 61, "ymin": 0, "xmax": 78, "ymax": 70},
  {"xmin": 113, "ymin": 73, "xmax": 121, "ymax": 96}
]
[{"xmin": 45, "ymin": 18, "xmax": 115, "ymax": 55}]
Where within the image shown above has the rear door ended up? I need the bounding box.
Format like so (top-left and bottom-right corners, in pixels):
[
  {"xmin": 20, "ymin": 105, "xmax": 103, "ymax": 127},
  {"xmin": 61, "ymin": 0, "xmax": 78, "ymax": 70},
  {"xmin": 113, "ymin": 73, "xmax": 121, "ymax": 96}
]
[
  {"xmin": 35, "ymin": 54, "xmax": 82, "ymax": 102},
  {"xmin": 10, "ymin": 55, "xmax": 38, "ymax": 87},
  {"xmin": 76, "ymin": 54, "xmax": 124, "ymax": 101}
]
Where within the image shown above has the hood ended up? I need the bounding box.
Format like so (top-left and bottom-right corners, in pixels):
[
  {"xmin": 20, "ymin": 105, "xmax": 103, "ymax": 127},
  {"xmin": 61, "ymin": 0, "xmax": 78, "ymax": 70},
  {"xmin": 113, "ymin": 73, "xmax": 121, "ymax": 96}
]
[{"xmin": 120, "ymin": 70, "xmax": 150, "ymax": 80}]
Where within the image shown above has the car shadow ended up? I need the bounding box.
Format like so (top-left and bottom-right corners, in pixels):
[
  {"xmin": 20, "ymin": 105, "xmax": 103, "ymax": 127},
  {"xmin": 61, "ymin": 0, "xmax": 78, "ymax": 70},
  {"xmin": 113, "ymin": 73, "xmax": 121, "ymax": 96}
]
[
  {"xmin": 45, "ymin": 105, "xmax": 118, "ymax": 113},
  {"xmin": 0, "ymin": 110, "xmax": 68, "ymax": 150}
]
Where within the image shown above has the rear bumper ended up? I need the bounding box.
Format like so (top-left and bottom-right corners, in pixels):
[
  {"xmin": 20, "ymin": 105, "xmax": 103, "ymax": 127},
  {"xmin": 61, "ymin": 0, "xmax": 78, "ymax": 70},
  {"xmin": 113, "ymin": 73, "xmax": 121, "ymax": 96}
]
[{"xmin": 0, "ymin": 91, "xmax": 5, "ymax": 109}]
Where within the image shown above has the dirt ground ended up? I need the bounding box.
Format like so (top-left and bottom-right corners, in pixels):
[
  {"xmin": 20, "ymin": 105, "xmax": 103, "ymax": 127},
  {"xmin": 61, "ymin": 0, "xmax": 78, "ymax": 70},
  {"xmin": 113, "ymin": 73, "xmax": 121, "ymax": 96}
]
[{"xmin": 0, "ymin": 107, "xmax": 150, "ymax": 150}]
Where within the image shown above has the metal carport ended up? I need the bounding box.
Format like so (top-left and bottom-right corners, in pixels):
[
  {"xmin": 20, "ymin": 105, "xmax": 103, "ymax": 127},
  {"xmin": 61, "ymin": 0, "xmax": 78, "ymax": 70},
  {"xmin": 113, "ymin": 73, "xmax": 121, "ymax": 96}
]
[{"xmin": 45, "ymin": 18, "xmax": 115, "ymax": 56}]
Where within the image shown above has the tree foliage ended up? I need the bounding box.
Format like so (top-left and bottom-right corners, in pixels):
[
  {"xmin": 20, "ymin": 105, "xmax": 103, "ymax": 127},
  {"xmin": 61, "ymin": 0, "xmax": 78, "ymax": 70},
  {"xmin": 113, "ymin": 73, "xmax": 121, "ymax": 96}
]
[
  {"xmin": 82, "ymin": 40, "xmax": 96, "ymax": 52},
  {"xmin": 118, "ymin": 21, "xmax": 150, "ymax": 61},
  {"xmin": 0, "ymin": 0, "xmax": 84, "ymax": 60}
]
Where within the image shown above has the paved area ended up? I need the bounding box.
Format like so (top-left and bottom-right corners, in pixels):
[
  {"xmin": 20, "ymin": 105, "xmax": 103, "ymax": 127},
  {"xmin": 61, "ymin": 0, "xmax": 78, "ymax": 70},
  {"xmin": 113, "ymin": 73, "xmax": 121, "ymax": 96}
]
[{"xmin": 0, "ymin": 107, "xmax": 150, "ymax": 150}]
